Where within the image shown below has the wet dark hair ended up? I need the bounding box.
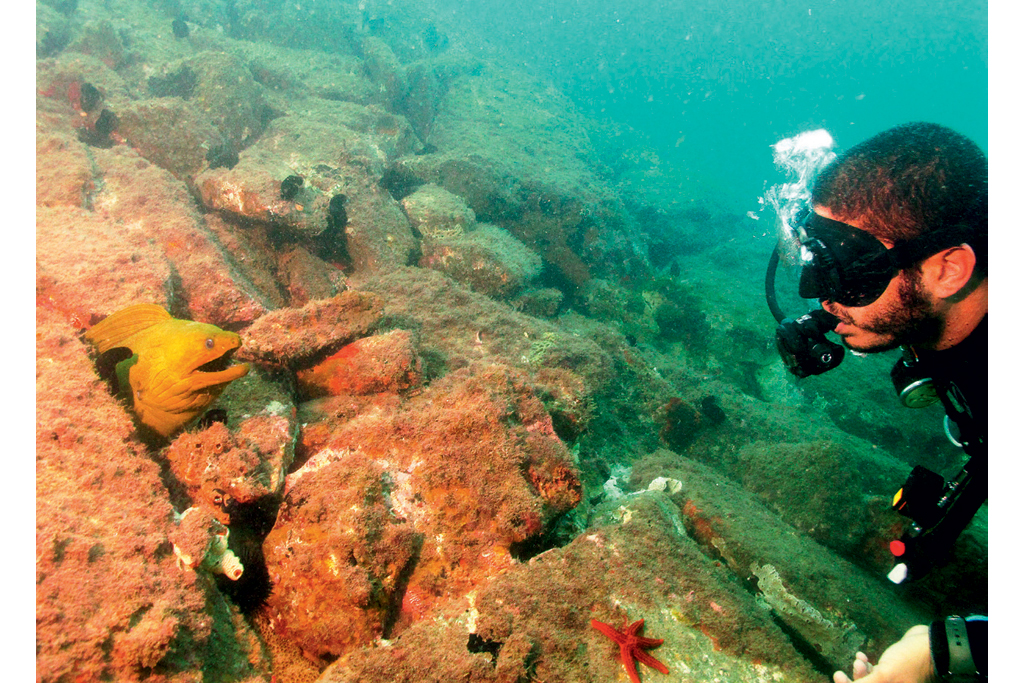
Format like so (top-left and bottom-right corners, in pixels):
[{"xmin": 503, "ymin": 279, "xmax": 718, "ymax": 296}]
[{"xmin": 812, "ymin": 122, "xmax": 987, "ymax": 276}]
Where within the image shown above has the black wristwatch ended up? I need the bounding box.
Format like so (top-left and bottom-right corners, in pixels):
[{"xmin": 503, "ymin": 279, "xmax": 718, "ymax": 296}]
[{"xmin": 930, "ymin": 616, "xmax": 981, "ymax": 682}]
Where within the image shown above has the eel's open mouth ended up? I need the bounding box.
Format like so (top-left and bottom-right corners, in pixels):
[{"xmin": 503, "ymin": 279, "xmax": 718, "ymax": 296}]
[
  {"xmin": 194, "ymin": 348, "xmax": 246, "ymax": 378},
  {"xmin": 196, "ymin": 348, "xmax": 238, "ymax": 373}
]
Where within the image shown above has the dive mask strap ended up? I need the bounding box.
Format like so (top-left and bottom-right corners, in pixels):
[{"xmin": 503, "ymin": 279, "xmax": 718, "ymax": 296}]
[{"xmin": 881, "ymin": 221, "xmax": 975, "ymax": 271}]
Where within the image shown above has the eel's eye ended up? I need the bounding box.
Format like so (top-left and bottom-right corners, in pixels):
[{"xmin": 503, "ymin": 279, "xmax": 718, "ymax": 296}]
[{"xmin": 205, "ymin": 338, "xmax": 214, "ymax": 349}]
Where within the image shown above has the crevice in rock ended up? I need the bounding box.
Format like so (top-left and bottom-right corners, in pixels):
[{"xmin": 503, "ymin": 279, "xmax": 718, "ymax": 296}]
[{"xmin": 466, "ymin": 633, "xmax": 502, "ymax": 666}]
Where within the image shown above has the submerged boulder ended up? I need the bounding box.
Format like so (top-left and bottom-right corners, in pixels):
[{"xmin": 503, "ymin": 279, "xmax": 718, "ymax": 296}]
[
  {"xmin": 419, "ymin": 224, "xmax": 542, "ymax": 300},
  {"xmin": 263, "ymin": 363, "xmax": 581, "ymax": 662},
  {"xmin": 195, "ymin": 101, "xmax": 419, "ymax": 274}
]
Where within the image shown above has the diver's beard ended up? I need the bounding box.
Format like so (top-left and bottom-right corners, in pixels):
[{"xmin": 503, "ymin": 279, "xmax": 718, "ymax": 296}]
[{"xmin": 841, "ymin": 272, "xmax": 944, "ymax": 352}]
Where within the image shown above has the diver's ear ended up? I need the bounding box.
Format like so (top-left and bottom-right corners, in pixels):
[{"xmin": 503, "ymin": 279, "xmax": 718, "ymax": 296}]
[{"xmin": 921, "ymin": 244, "xmax": 977, "ymax": 298}]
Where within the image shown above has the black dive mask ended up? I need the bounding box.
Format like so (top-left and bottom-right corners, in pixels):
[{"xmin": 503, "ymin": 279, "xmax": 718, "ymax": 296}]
[
  {"xmin": 794, "ymin": 207, "xmax": 972, "ymax": 307},
  {"xmin": 764, "ymin": 206, "xmax": 974, "ymax": 378}
]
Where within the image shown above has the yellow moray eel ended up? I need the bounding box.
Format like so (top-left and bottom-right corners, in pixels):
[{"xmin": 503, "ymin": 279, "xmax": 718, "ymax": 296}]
[{"xmin": 85, "ymin": 304, "xmax": 250, "ymax": 438}]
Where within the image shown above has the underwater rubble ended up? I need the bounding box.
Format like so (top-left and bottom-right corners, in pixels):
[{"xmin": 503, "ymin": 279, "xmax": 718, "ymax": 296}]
[{"xmin": 35, "ymin": 0, "xmax": 985, "ymax": 681}]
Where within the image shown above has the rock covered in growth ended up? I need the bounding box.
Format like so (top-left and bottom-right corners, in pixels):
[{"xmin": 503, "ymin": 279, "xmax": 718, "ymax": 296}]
[
  {"xmin": 732, "ymin": 439, "xmax": 907, "ymax": 561},
  {"xmin": 359, "ymin": 267, "xmax": 612, "ymax": 395},
  {"xmin": 35, "ymin": 125, "xmax": 95, "ymax": 209},
  {"xmin": 418, "ymin": 224, "xmax": 542, "ymax": 300},
  {"xmin": 163, "ymin": 419, "xmax": 288, "ymax": 524},
  {"xmin": 339, "ymin": 180, "xmax": 418, "ymax": 274},
  {"xmin": 296, "ymin": 329, "xmax": 423, "ymax": 399},
  {"xmin": 531, "ymin": 367, "xmax": 593, "ymax": 442},
  {"xmin": 36, "ymin": 3, "xmax": 71, "ymax": 58},
  {"xmin": 275, "ymin": 244, "xmax": 346, "ymax": 306},
  {"xmin": 183, "ymin": 51, "xmax": 270, "ymax": 152},
  {"xmin": 223, "ymin": 0, "xmax": 366, "ymax": 55},
  {"xmin": 321, "ymin": 491, "xmax": 822, "ymax": 683},
  {"xmin": 241, "ymin": 45, "xmax": 380, "ymax": 105},
  {"xmin": 295, "ymin": 393, "xmax": 405, "ymax": 468},
  {"xmin": 400, "ymin": 55, "xmax": 487, "ymax": 141},
  {"xmin": 263, "ymin": 452, "xmax": 422, "ymax": 660},
  {"xmin": 360, "ymin": 36, "xmax": 408, "ymax": 109},
  {"xmin": 163, "ymin": 362, "xmax": 300, "ymax": 518},
  {"xmin": 86, "ymin": 144, "xmax": 273, "ymax": 327},
  {"xmin": 194, "ymin": 101, "xmax": 419, "ymax": 273},
  {"xmin": 393, "ymin": 65, "xmax": 650, "ymax": 291},
  {"xmin": 513, "ymin": 287, "xmax": 565, "ymax": 318},
  {"xmin": 67, "ymin": 19, "xmax": 130, "ymax": 70},
  {"xmin": 267, "ymin": 363, "xmax": 582, "ymax": 661},
  {"xmin": 628, "ymin": 450, "xmax": 932, "ymax": 673},
  {"xmin": 35, "ymin": 71, "xmax": 274, "ymax": 327},
  {"xmin": 202, "ymin": 212, "xmax": 293, "ymax": 310},
  {"xmin": 238, "ymin": 292, "xmax": 384, "ymax": 369},
  {"xmin": 37, "ymin": 205, "xmax": 174, "ymax": 318},
  {"xmin": 116, "ymin": 96, "xmax": 222, "ymax": 182},
  {"xmin": 400, "ymin": 183, "xmax": 477, "ymax": 238},
  {"xmin": 36, "ymin": 54, "xmax": 128, "ymax": 203}
]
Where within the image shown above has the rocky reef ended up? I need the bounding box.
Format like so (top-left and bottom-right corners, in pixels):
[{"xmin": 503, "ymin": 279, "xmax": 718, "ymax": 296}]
[{"xmin": 35, "ymin": 0, "xmax": 985, "ymax": 681}]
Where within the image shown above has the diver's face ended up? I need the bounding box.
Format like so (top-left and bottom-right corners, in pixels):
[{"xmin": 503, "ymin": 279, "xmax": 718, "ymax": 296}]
[
  {"xmin": 814, "ymin": 207, "xmax": 944, "ymax": 352},
  {"xmin": 820, "ymin": 270, "xmax": 942, "ymax": 352}
]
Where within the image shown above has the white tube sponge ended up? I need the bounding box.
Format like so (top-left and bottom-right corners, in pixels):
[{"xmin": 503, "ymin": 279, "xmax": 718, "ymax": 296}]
[
  {"xmin": 200, "ymin": 526, "xmax": 244, "ymax": 581},
  {"xmin": 170, "ymin": 507, "xmax": 244, "ymax": 581}
]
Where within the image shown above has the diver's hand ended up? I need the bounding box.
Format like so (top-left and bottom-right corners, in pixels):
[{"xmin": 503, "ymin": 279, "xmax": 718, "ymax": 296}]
[{"xmin": 833, "ymin": 625, "xmax": 937, "ymax": 683}]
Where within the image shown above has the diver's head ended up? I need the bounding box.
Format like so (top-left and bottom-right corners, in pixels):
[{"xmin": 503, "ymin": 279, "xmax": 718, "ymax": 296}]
[
  {"xmin": 797, "ymin": 123, "xmax": 987, "ymax": 352},
  {"xmin": 809, "ymin": 207, "xmax": 946, "ymax": 352},
  {"xmin": 811, "ymin": 122, "xmax": 987, "ymax": 267}
]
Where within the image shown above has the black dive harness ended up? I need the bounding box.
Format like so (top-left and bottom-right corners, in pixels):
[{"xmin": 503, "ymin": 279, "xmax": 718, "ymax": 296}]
[{"xmin": 885, "ymin": 342, "xmax": 987, "ymax": 584}]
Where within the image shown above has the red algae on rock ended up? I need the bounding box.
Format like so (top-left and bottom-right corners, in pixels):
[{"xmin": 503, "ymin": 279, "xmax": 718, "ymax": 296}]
[
  {"xmin": 163, "ymin": 421, "xmax": 273, "ymax": 524},
  {"xmin": 36, "ymin": 205, "xmax": 175, "ymax": 317},
  {"xmin": 262, "ymin": 452, "xmax": 421, "ymax": 661},
  {"xmin": 295, "ymin": 329, "xmax": 423, "ymax": 399},
  {"xmin": 237, "ymin": 292, "xmax": 384, "ymax": 369},
  {"xmin": 35, "ymin": 57, "xmax": 275, "ymax": 328},
  {"xmin": 262, "ymin": 362, "xmax": 582, "ymax": 662}
]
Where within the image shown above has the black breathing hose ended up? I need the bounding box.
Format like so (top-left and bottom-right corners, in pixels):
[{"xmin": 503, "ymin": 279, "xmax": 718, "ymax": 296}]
[{"xmin": 764, "ymin": 246, "xmax": 787, "ymax": 323}]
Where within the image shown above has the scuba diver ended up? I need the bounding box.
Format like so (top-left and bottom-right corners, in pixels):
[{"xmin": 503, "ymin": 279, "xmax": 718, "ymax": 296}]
[{"xmin": 763, "ymin": 122, "xmax": 988, "ymax": 682}]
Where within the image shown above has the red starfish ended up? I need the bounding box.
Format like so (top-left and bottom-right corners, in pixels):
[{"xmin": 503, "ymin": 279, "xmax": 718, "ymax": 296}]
[{"xmin": 591, "ymin": 617, "xmax": 669, "ymax": 683}]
